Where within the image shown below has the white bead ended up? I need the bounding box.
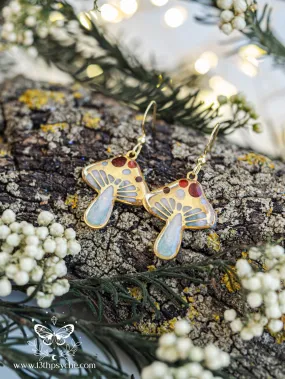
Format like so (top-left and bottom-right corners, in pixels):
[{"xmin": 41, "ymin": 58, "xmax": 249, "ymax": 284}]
[
  {"xmin": 37, "ymin": 294, "xmax": 54, "ymax": 308},
  {"xmin": 264, "ymin": 291, "xmax": 278, "ymax": 305},
  {"xmin": 0, "ymin": 225, "xmax": 11, "ymax": 239},
  {"xmin": 24, "ymin": 245, "xmax": 38, "ymax": 258},
  {"xmin": 220, "ymin": 352, "xmax": 230, "ymax": 367},
  {"xmin": 25, "ymin": 16, "xmax": 36, "ymax": 26},
  {"xmin": 6, "ymin": 233, "xmax": 21, "ymax": 247},
  {"xmin": 240, "ymin": 327, "xmax": 253, "ymax": 341},
  {"xmin": 10, "ymin": 222, "xmax": 21, "ymax": 233},
  {"xmin": 20, "ymin": 257, "xmax": 35, "ymax": 272},
  {"xmin": 246, "ymin": 277, "xmax": 261, "ymax": 291},
  {"xmin": 26, "ymin": 235, "xmax": 39, "ymax": 246},
  {"xmin": 175, "ymin": 320, "xmax": 191, "ymax": 336},
  {"xmin": 5, "ymin": 264, "xmax": 18, "ymax": 279},
  {"xmin": 174, "ymin": 366, "xmax": 189, "ymax": 379},
  {"xmin": 43, "ymin": 239, "xmax": 56, "ymax": 253},
  {"xmin": 217, "ymin": 0, "xmax": 233, "ymax": 10},
  {"xmin": 67, "ymin": 240, "xmax": 81, "ymax": 256},
  {"xmin": 150, "ymin": 361, "xmax": 169, "ymax": 377},
  {"xmin": 26, "ymin": 286, "xmax": 36, "ymax": 296},
  {"xmin": 247, "ymin": 292, "xmax": 263, "ymax": 308},
  {"xmin": 176, "ymin": 337, "xmax": 192, "ymax": 359},
  {"xmin": 2, "ymin": 243, "xmax": 14, "ymax": 253},
  {"xmin": 230, "ymin": 318, "xmax": 243, "ymax": 333},
  {"xmin": 65, "ymin": 228, "xmax": 76, "ymax": 240},
  {"xmin": 50, "ymin": 223, "xmax": 64, "ymax": 237},
  {"xmin": 54, "ymin": 261, "xmax": 67, "ymax": 277},
  {"xmin": 233, "ymin": 0, "xmax": 247, "ymax": 13},
  {"xmin": 37, "ymin": 27, "xmax": 49, "ymax": 38},
  {"xmin": 204, "ymin": 344, "xmax": 219, "ymax": 360},
  {"xmin": 159, "ymin": 333, "xmax": 176, "ymax": 347},
  {"xmin": 220, "ymin": 10, "xmax": 234, "ymax": 22},
  {"xmin": 10, "ymin": 1, "xmax": 21, "ymax": 12},
  {"xmin": 186, "ymin": 362, "xmax": 202, "ymax": 376},
  {"xmin": 0, "ymin": 277, "xmax": 12, "ymax": 296},
  {"xmin": 2, "ymin": 209, "xmax": 16, "ymax": 224},
  {"xmin": 38, "ymin": 211, "xmax": 54, "ymax": 226},
  {"xmin": 268, "ymin": 319, "xmax": 283, "ymax": 333},
  {"xmin": 251, "ymin": 323, "xmax": 263, "ymax": 337},
  {"xmin": 232, "ymin": 16, "xmax": 246, "ymax": 30},
  {"xmin": 266, "ymin": 304, "xmax": 282, "ymax": 319},
  {"xmin": 188, "ymin": 346, "xmax": 204, "ymax": 362},
  {"xmin": 220, "ymin": 23, "xmax": 233, "ymax": 35},
  {"xmin": 22, "ymin": 224, "xmax": 35, "ymax": 236},
  {"xmin": 14, "ymin": 271, "xmax": 29, "ymax": 285},
  {"xmin": 36, "ymin": 226, "xmax": 49, "ymax": 240},
  {"xmin": 52, "ymin": 280, "xmax": 70, "ymax": 296},
  {"xmin": 224, "ymin": 309, "xmax": 237, "ymax": 321},
  {"xmin": 199, "ymin": 370, "xmax": 214, "ymax": 379},
  {"xmin": 0, "ymin": 252, "xmax": 10, "ymax": 266},
  {"xmin": 270, "ymin": 245, "xmax": 284, "ymax": 258},
  {"xmin": 248, "ymin": 247, "xmax": 261, "ymax": 260},
  {"xmin": 236, "ymin": 259, "xmax": 252, "ymax": 277},
  {"xmin": 35, "ymin": 248, "xmax": 45, "ymax": 260},
  {"xmin": 55, "ymin": 237, "xmax": 68, "ymax": 258},
  {"xmin": 261, "ymin": 273, "xmax": 280, "ymax": 291},
  {"xmin": 31, "ymin": 266, "xmax": 43, "ymax": 282}
]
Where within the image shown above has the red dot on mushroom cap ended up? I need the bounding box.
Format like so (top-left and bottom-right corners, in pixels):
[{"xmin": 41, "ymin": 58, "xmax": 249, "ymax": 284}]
[
  {"xmin": 163, "ymin": 187, "xmax": 170, "ymax": 194},
  {"xmin": 189, "ymin": 182, "xmax": 202, "ymax": 197},
  {"xmin": 179, "ymin": 179, "xmax": 188, "ymax": 188},
  {"xmin": 135, "ymin": 176, "xmax": 143, "ymax": 182},
  {"xmin": 112, "ymin": 156, "xmax": 127, "ymax": 167},
  {"xmin": 128, "ymin": 161, "xmax": 137, "ymax": 168}
]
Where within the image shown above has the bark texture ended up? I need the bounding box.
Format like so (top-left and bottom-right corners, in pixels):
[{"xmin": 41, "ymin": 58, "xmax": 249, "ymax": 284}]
[{"xmin": 0, "ymin": 77, "xmax": 285, "ymax": 378}]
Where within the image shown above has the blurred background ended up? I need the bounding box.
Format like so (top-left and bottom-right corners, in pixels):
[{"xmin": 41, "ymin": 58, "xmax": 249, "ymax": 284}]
[{"xmin": 1, "ymin": 0, "xmax": 285, "ymax": 157}]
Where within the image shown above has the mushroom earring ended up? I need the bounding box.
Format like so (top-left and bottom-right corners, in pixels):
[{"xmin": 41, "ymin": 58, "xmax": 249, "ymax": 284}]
[
  {"xmin": 143, "ymin": 124, "xmax": 220, "ymax": 260},
  {"xmin": 82, "ymin": 101, "xmax": 157, "ymax": 229}
]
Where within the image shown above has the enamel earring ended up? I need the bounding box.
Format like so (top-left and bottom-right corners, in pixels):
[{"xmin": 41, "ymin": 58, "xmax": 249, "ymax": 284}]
[
  {"xmin": 143, "ymin": 124, "xmax": 220, "ymax": 260},
  {"xmin": 82, "ymin": 101, "xmax": 157, "ymax": 229}
]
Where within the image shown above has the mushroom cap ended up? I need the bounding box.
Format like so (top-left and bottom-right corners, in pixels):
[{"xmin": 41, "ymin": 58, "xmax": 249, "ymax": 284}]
[
  {"xmin": 82, "ymin": 155, "xmax": 148, "ymax": 206},
  {"xmin": 143, "ymin": 178, "xmax": 216, "ymax": 230}
]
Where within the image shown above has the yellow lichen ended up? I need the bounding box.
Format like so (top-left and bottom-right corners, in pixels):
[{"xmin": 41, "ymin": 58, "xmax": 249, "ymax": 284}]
[
  {"xmin": 41, "ymin": 123, "xmax": 68, "ymax": 133},
  {"xmin": 128, "ymin": 287, "xmax": 143, "ymax": 301},
  {"xmin": 186, "ymin": 305, "xmax": 199, "ymax": 321},
  {"xmin": 238, "ymin": 153, "xmax": 275, "ymax": 169},
  {"xmin": 147, "ymin": 265, "xmax": 156, "ymax": 272},
  {"xmin": 106, "ymin": 146, "xmax": 112, "ymax": 153},
  {"xmin": 221, "ymin": 267, "xmax": 241, "ymax": 293},
  {"xmin": 213, "ymin": 314, "xmax": 220, "ymax": 322},
  {"xmin": 19, "ymin": 89, "xmax": 66, "ymax": 110},
  {"xmin": 267, "ymin": 207, "xmax": 273, "ymax": 217},
  {"xmin": 0, "ymin": 149, "xmax": 10, "ymax": 157},
  {"xmin": 135, "ymin": 114, "xmax": 144, "ymax": 121},
  {"xmin": 82, "ymin": 112, "xmax": 101, "ymax": 129},
  {"xmin": 134, "ymin": 317, "xmax": 178, "ymax": 336},
  {"xmin": 65, "ymin": 194, "xmax": 78, "ymax": 209},
  {"xmin": 207, "ymin": 232, "xmax": 221, "ymax": 252}
]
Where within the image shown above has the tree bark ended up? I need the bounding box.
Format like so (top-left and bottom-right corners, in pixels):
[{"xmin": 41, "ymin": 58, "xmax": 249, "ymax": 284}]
[{"xmin": 0, "ymin": 76, "xmax": 285, "ymax": 378}]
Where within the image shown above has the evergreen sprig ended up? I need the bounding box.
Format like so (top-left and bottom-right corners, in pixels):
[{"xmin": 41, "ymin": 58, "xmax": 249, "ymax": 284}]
[
  {"xmin": 189, "ymin": 0, "xmax": 285, "ymax": 67},
  {"xmin": 0, "ymin": 258, "xmax": 233, "ymax": 378},
  {"xmin": 0, "ymin": 0, "xmax": 260, "ymax": 134}
]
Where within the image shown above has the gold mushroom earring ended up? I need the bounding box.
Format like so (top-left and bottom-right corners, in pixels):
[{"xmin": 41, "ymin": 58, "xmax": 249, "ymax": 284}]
[
  {"xmin": 82, "ymin": 101, "xmax": 157, "ymax": 229},
  {"xmin": 143, "ymin": 124, "xmax": 220, "ymax": 260}
]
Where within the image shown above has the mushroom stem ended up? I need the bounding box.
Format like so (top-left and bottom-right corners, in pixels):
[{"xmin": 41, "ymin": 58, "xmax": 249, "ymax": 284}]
[
  {"xmin": 154, "ymin": 214, "xmax": 183, "ymax": 260},
  {"xmin": 84, "ymin": 186, "xmax": 115, "ymax": 229}
]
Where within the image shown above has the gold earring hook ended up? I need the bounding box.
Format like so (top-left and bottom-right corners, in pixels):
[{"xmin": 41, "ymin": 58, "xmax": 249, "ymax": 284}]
[
  {"xmin": 127, "ymin": 100, "xmax": 157, "ymax": 160},
  {"xmin": 187, "ymin": 123, "xmax": 220, "ymax": 180}
]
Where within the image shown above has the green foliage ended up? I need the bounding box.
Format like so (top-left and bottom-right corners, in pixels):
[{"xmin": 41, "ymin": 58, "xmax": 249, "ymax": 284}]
[
  {"xmin": 189, "ymin": 0, "xmax": 285, "ymax": 67},
  {"xmin": 0, "ymin": 0, "xmax": 260, "ymax": 134},
  {"xmin": 0, "ymin": 258, "xmax": 233, "ymax": 378}
]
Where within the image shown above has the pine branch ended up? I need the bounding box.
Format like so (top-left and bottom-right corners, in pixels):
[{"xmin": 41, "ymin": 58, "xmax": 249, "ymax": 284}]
[
  {"xmin": 188, "ymin": 0, "xmax": 285, "ymax": 67},
  {"xmin": 0, "ymin": 0, "xmax": 260, "ymax": 134}
]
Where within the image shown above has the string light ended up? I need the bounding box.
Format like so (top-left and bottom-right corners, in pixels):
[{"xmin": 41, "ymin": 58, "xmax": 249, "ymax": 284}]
[
  {"xmin": 49, "ymin": 11, "xmax": 65, "ymax": 23},
  {"xmin": 119, "ymin": 0, "xmax": 138, "ymax": 16},
  {"xmin": 209, "ymin": 76, "xmax": 237, "ymax": 97},
  {"xmin": 151, "ymin": 0, "xmax": 169, "ymax": 7},
  {"xmin": 100, "ymin": 4, "xmax": 123, "ymax": 23},
  {"xmin": 238, "ymin": 60, "xmax": 258, "ymax": 77},
  {"xmin": 164, "ymin": 7, "xmax": 187, "ymax": 28},
  {"xmin": 238, "ymin": 44, "xmax": 265, "ymax": 77},
  {"xmin": 194, "ymin": 51, "xmax": 218, "ymax": 75}
]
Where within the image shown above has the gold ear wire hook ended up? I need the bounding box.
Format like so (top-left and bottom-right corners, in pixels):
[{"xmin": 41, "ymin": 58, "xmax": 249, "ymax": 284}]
[
  {"xmin": 127, "ymin": 100, "xmax": 157, "ymax": 160},
  {"xmin": 187, "ymin": 123, "xmax": 220, "ymax": 180}
]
